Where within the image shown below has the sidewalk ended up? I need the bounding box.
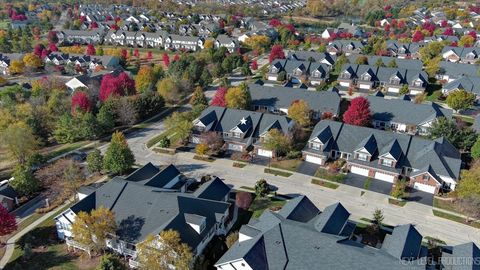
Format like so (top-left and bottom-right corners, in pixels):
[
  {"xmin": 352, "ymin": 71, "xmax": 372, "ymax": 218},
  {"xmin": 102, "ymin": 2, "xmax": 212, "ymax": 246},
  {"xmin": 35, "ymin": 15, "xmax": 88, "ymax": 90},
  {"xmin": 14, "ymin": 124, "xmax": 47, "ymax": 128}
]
[{"xmin": 0, "ymin": 200, "xmax": 72, "ymax": 269}]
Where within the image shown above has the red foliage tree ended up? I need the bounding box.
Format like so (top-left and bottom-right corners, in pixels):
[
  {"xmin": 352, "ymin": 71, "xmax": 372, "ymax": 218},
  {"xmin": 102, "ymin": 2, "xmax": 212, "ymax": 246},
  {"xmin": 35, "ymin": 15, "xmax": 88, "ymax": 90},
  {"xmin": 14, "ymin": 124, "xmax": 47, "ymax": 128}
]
[
  {"xmin": 121, "ymin": 49, "xmax": 128, "ymax": 60},
  {"xmin": 86, "ymin": 44, "xmax": 96, "ymax": 55},
  {"xmin": 34, "ymin": 44, "xmax": 45, "ymax": 57},
  {"xmin": 105, "ymin": 15, "xmax": 113, "ymax": 21},
  {"xmin": 251, "ymin": 60, "xmax": 258, "ymax": 70},
  {"xmin": 468, "ymin": 31, "xmax": 477, "ymax": 40},
  {"xmin": 71, "ymin": 91, "xmax": 91, "ymax": 114},
  {"xmin": 147, "ymin": 51, "xmax": 153, "ymax": 61},
  {"xmin": 269, "ymin": 18, "xmax": 282, "ymax": 27},
  {"xmin": 173, "ymin": 54, "xmax": 180, "ymax": 61},
  {"xmin": 218, "ymin": 19, "xmax": 225, "ymax": 29},
  {"xmin": 235, "ymin": 192, "xmax": 253, "ymax": 210},
  {"xmin": 284, "ymin": 24, "xmax": 296, "ymax": 33},
  {"xmin": 41, "ymin": 48, "xmax": 49, "ymax": 59},
  {"xmin": 422, "ymin": 22, "xmax": 436, "ymax": 35},
  {"xmin": 412, "ymin": 30, "xmax": 424, "ymax": 42},
  {"xmin": 384, "ymin": 4, "xmax": 391, "ymax": 11},
  {"xmin": 133, "ymin": 48, "xmax": 140, "ymax": 58},
  {"xmin": 269, "ymin": 44, "xmax": 285, "ymax": 63},
  {"xmin": 49, "ymin": 42, "xmax": 58, "ymax": 52},
  {"xmin": 90, "ymin": 21, "xmax": 98, "ymax": 29},
  {"xmin": 384, "ymin": 24, "xmax": 391, "ymax": 32},
  {"xmin": 441, "ymin": 20, "xmax": 448, "ymax": 28},
  {"xmin": 398, "ymin": 20, "xmax": 406, "ymax": 28},
  {"xmin": 343, "ymin": 97, "xmax": 372, "ymax": 126},
  {"xmin": 110, "ymin": 24, "xmax": 119, "ymax": 30},
  {"xmin": 451, "ymin": 41, "xmax": 458, "ymax": 47},
  {"xmin": 47, "ymin": 31, "xmax": 58, "ymax": 44},
  {"xmin": 99, "ymin": 72, "xmax": 135, "ymax": 101},
  {"xmin": 211, "ymin": 87, "xmax": 227, "ymax": 107},
  {"xmin": 443, "ymin": 28, "xmax": 454, "ymax": 36},
  {"xmin": 162, "ymin": 53, "xmax": 170, "ymax": 67},
  {"xmin": 0, "ymin": 205, "xmax": 17, "ymax": 240}
]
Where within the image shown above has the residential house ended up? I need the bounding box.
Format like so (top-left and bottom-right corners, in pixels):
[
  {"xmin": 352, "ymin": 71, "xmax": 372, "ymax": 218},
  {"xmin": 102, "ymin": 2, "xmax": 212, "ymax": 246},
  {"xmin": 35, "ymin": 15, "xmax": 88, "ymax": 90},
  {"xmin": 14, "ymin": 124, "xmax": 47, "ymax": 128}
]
[
  {"xmin": 442, "ymin": 46, "xmax": 480, "ymax": 64},
  {"xmin": 135, "ymin": 31, "xmax": 166, "ymax": 48},
  {"xmin": 326, "ymin": 40, "xmax": 364, "ymax": 56},
  {"xmin": 287, "ymin": 50, "xmax": 336, "ymax": 66},
  {"xmin": 267, "ymin": 59, "xmax": 331, "ymax": 85},
  {"xmin": 386, "ymin": 41, "xmax": 421, "ymax": 59},
  {"xmin": 164, "ymin": 35, "xmax": 204, "ymax": 51},
  {"xmin": 367, "ymin": 95, "xmax": 453, "ymax": 135},
  {"xmin": 437, "ymin": 61, "xmax": 478, "ymax": 82},
  {"xmin": 191, "ymin": 106, "xmax": 295, "ymax": 158},
  {"xmin": 321, "ymin": 22, "xmax": 364, "ymax": 39},
  {"xmin": 267, "ymin": 59, "xmax": 288, "ymax": 81},
  {"xmin": 442, "ymin": 76, "xmax": 480, "ymax": 99},
  {"xmin": 55, "ymin": 163, "xmax": 237, "ymax": 268},
  {"xmin": 302, "ymin": 120, "xmax": 461, "ymax": 193},
  {"xmin": 441, "ymin": 242, "xmax": 480, "ymax": 270},
  {"xmin": 57, "ymin": 29, "xmax": 105, "ymax": 45},
  {"xmin": 214, "ymin": 34, "xmax": 239, "ymax": 53},
  {"xmin": 216, "ymin": 196, "xmax": 428, "ymax": 270},
  {"xmin": 249, "ymin": 84, "xmax": 341, "ymax": 119},
  {"xmin": 346, "ymin": 55, "xmax": 423, "ymax": 70},
  {"xmin": 338, "ymin": 64, "xmax": 428, "ymax": 96},
  {"xmin": 0, "ymin": 183, "xmax": 19, "ymax": 212},
  {"xmin": 0, "ymin": 53, "xmax": 24, "ymax": 75}
]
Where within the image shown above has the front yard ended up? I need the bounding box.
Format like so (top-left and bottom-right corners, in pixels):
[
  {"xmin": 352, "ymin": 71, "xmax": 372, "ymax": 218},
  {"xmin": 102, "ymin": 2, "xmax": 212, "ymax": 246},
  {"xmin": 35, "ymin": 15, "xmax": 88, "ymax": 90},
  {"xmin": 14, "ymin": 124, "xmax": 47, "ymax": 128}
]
[
  {"xmin": 249, "ymin": 196, "xmax": 287, "ymax": 218},
  {"xmin": 270, "ymin": 159, "xmax": 302, "ymax": 172}
]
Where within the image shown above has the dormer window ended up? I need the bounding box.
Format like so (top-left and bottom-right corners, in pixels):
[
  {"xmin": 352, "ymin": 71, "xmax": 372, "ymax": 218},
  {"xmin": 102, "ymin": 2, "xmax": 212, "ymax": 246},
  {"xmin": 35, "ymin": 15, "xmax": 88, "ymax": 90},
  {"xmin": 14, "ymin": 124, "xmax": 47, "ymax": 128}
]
[
  {"xmin": 310, "ymin": 142, "xmax": 322, "ymax": 150},
  {"xmin": 362, "ymin": 74, "xmax": 371, "ymax": 81},
  {"xmin": 381, "ymin": 159, "xmax": 393, "ymax": 167},
  {"xmin": 346, "ymin": 44, "xmax": 353, "ymax": 50},
  {"xmin": 341, "ymin": 71, "xmax": 351, "ymax": 79},
  {"xmin": 413, "ymin": 79, "xmax": 423, "ymax": 87},
  {"xmin": 390, "ymin": 77, "xmax": 400, "ymax": 84},
  {"xmin": 399, "ymin": 48, "xmax": 406, "ymax": 53},
  {"xmin": 232, "ymin": 132, "xmax": 241, "ymax": 138},
  {"xmin": 356, "ymin": 153, "xmax": 369, "ymax": 161},
  {"xmin": 422, "ymin": 174, "xmax": 430, "ymax": 181}
]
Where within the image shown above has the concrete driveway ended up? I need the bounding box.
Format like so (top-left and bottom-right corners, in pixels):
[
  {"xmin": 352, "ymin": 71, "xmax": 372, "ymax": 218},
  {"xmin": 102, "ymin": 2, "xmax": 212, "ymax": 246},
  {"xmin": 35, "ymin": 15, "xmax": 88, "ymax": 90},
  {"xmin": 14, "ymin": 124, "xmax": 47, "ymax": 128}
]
[
  {"xmin": 343, "ymin": 174, "xmax": 393, "ymax": 196},
  {"xmin": 407, "ymin": 189, "xmax": 434, "ymax": 206},
  {"xmin": 296, "ymin": 161, "xmax": 319, "ymax": 176}
]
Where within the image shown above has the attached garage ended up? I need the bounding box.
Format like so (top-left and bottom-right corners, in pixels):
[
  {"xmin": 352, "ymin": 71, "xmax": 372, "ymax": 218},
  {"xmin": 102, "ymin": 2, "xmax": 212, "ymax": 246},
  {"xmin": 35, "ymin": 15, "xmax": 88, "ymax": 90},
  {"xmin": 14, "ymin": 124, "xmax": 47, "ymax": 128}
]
[
  {"xmin": 191, "ymin": 136, "xmax": 201, "ymax": 143},
  {"xmin": 388, "ymin": 87, "xmax": 400, "ymax": 93},
  {"xmin": 268, "ymin": 75, "xmax": 277, "ymax": 81},
  {"xmin": 339, "ymin": 81, "xmax": 350, "ymax": 87},
  {"xmin": 227, "ymin": 143, "xmax": 243, "ymax": 151},
  {"xmin": 350, "ymin": 166, "xmax": 369, "ymax": 177},
  {"xmin": 305, "ymin": 155, "xmax": 324, "ymax": 165},
  {"xmin": 374, "ymin": 172, "xmax": 395, "ymax": 183},
  {"xmin": 413, "ymin": 182, "xmax": 437, "ymax": 194},
  {"xmin": 257, "ymin": 148, "xmax": 273, "ymax": 158},
  {"xmin": 359, "ymin": 84, "xmax": 371, "ymax": 90}
]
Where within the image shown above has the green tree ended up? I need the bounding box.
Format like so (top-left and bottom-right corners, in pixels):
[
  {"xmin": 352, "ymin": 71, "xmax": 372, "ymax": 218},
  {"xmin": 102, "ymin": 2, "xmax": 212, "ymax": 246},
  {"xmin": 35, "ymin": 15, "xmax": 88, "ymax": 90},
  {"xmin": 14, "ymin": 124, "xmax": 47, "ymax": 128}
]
[
  {"xmin": 471, "ymin": 137, "xmax": 480, "ymax": 159},
  {"xmin": 87, "ymin": 149, "xmax": 103, "ymax": 174},
  {"xmin": 262, "ymin": 129, "xmax": 291, "ymax": 158},
  {"xmin": 97, "ymin": 254, "xmax": 126, "ymax": 270},
  {"xmin": 429, "ymin": 117, "xmax": 477, "ymax": 151},
  {"xmin": 103, "ymin": 131, "xmax": 135, "ymax": 174},
  {"xmin": 374, "ymin": 58, "xmax": 385, "ymax": 67},
  {"xmin": 425, "ymin": 56, "xmax": 441, "ymax": 78},
  {"xmin": 158, "ymin": 136, "xmax": 171, "ymax": 148},
  {"xmin": 97, "ymin": 100, "xmax": 116, "ymax": 132},
  {"xmin": 1, "ymin": 121, "xmax": 39, "ymax": 165},
  {"xmin": 189, "ymin": 86, "xmax": 208, "ymax": 107},
  {"xmin": 372, "ymin": 208, "xmax": 384, "ymax": 225},
  {"xmin": 225, "ymin": 86, "xmax": 250, "ymax": 109},
  {"xmin": 136, "ymin": 230, "xmax": 193, "ymax": 270},
  {"xmin": 156, "ymin": 77, "xmax": 181, "ymax": 104},
  {"xmin": 419, "ymin": 41, "xmax": 446, "ymax": 62},
  {"xmin": 11, "ymin": 165, "xmax": 39, "ymax": 196},
  {"xmin": 276, "ymin": 70, "xmax": 286, "ymax": 81},
  {"xmin": 334, "ymin": 54, "xmax": 348, "ymax": 73},
  {"xmin": 165, "ymin": 112, "xmax": 194, "ymax": 144},
  {"xmin": 387, "ymin": 59, "xmax": 398, "ymax": 68},
  {"xmin": 391, "ymin": 179, "xmax": 407, "ymax": 199},
  {"xmin": 255, "ymin": 179, "xmax": 270, "ymax": 197},
  {"xmin": 288, "ymin": 100, "xmax": 311, "ymax": 127},
  {"xmin": 399, "ymin": 84, "xmax": 409, "ymax": 95},
  {"xmin": 456, "ymin": 163, "xmax": 480, "ymax": 199},
  {"xmin": 446, "ymin": 89, "xmax": 476, "ymax": 112}
]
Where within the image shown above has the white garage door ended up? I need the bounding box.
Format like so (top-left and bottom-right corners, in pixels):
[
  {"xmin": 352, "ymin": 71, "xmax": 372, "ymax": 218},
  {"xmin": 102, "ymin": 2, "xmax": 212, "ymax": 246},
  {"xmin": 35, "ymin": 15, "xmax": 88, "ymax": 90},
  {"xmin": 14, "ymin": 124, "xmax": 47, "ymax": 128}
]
[
  {"xmin": 227, "ymin": 144, "xmax": 243, "ymax": 151},
  {"xmin": 359, "ymin": 84, "xmax": 371, "ymax": 89},
  {"xmin": 413, "ymin": 182, "xmax": 436, "ymax": 194},
  {"xmin": 257, "ymin": 148, "xmax": 273, "ymax": 158},
  {"xmin": 374, "ymin": 172, "xmax": 395, "ymax": 183},
  {"xmin": 305, "ymin": 155, "xmax": 323, "ymax": 165},
  {"xmin": 191, "ymin": 136, "xmax": 200, "ymax": 143},
  {"xmin": 268, "ymin": 76, "xmax": 277, "ymax": 81},
  {"xmin": 388, "ymin": 87, "xmax": 400, "ymax": 93},
  {"xmin": 350, "ymin": 166, "xmax": 369, "ymax": 176},
  {"xmin": 339, "ymin": 82, "xmax": 350, "ymax": 87}
]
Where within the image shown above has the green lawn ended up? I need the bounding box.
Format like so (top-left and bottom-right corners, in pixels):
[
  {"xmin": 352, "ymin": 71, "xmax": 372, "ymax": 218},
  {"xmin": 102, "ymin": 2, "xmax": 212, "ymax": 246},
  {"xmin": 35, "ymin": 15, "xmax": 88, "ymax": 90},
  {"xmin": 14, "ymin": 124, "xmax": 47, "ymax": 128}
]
[
  {"xmin": 433, "ymin": 198, "xmax": 457, "ymax": 212},
  {"xmin": 249, "ymin": 197, "xmax": 287, "ymax": 218},
  {"xmin": 270, "ymin": 159, "xmax": 302, "ymax": 172},
  {"xmin": 432, "ymin": 210, "xmax": 480, "ymax": 229},
  {"xmin": 314, "ymin": 168, "xmax": 346, "ymax": 183},
  {"xmin": 43, "ymin": 141, "xmax": 91, "ymax": 161},
  {"xmin": 146, "ymin": 128, "xmax": 180, "ymax": 148},
  {"xmin": 311, "ymin": 178, "xmax": 339, "ymax": 189},
  {"xmin": 5, "ymin": 203, "xmax": 82, "ymax": 270},
  {"xmin": 264, "ymin": 168, "xmax": 292, "ymax": 177},
  {"xmin": 388, "ymin": 198, "xmax": 407, "ymax": 207}
]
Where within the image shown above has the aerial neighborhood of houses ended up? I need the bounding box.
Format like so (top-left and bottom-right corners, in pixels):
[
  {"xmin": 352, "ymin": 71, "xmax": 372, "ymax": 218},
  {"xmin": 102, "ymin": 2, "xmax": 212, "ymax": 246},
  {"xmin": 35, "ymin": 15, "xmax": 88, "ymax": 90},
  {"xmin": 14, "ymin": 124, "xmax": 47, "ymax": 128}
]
[{"xmin": 1, "ymin": 1, "xmax": 480, "ymax": 270}]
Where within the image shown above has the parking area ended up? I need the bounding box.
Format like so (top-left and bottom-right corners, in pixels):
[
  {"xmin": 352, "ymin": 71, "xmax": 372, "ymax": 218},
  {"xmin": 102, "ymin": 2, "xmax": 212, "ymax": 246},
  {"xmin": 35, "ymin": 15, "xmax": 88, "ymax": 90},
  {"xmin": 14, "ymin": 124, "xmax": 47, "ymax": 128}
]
[
  {"xmin": 296, "ymin": 161, "xmax": 318, "ymax": 176},
  {"xmin": 343, "ymin": 174, "xmax": 393, "ymax": 196},
  {"xmin": 407, "ymin": 188, "xmax": 434, "ymax": 206}
]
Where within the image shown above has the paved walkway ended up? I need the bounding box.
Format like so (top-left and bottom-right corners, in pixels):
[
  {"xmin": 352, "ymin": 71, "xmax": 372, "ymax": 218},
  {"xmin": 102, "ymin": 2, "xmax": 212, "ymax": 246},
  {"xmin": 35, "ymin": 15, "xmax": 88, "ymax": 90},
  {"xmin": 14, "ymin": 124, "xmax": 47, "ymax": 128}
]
[{"xmin": 0, "ymin": 200, "xmax": 71, "ymax": 269}]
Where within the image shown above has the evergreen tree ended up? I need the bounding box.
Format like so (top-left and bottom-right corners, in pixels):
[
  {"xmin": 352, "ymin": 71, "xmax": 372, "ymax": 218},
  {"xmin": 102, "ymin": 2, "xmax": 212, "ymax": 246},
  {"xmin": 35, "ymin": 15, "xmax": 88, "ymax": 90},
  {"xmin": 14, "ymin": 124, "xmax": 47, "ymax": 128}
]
[{"xmin": 103, "ymin": 131, "xmax": 135, "ymax": 174}]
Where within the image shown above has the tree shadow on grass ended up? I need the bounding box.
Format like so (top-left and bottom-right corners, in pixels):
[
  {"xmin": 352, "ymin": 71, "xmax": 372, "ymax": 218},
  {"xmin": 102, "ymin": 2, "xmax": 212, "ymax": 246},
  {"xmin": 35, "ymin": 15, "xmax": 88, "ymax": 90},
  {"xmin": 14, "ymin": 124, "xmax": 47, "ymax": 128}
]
[{"xmin": 4, "ymin": 247, "xmax": 76, "ymax": 270}]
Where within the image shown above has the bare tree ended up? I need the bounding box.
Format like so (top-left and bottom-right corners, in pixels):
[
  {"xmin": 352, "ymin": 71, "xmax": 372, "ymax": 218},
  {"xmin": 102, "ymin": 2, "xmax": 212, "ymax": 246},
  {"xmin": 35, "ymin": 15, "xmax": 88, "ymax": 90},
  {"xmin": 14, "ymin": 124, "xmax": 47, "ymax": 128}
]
[
  {"xmin": 455, "ymin": 197, "xmax": 480, "ymax": 222},
  {"xmin": 116, "ymin": 97, "xmax": 138, "ymax": 126}
]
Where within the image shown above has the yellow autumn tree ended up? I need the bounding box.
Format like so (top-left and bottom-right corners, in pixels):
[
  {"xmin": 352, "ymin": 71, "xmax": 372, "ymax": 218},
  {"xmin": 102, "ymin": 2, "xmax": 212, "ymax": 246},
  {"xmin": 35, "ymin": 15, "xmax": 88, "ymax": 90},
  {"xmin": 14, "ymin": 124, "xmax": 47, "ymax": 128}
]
[
  {"xmin": 71, "ymin": 207, "xmax": 116, "ymax": 252},
  {"xmin": 288, "ymin": 100, "xmax": 311, "ymax": 127},
  {"xmin": 244, "ymin": 35, "xmax": 270, "ymax": 53},
  {"xmin": 9, "ymin": 60, "xmax": 25, "ymax": 75},
  {"xmin": 23, "ymin": 53, "xmax": 43, "ymax": 69},
  {"xmin": 204, "ymin": 39, "xmax": 214, "ymax": 49}
]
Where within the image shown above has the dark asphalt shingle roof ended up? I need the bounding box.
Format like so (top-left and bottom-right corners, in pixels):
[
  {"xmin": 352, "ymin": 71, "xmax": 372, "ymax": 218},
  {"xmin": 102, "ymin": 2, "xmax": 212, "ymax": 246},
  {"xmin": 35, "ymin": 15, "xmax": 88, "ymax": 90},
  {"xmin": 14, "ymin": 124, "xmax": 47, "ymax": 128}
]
[
  {"xmin": 382, "ymin": 224, "xmax": 423, "ymax": 260},
  {"xmin": 277, "ymin": 195, "xmax": 320, "ymax": 222},
  {"xmin": 194, "ymin": 177, "xmax": 231, "ymax": 201},
  {"xmin": 0, "ymin": 184, "xmax": 18, "ymax": 200},
  {"xmin": 248, "ymin": 84, "xmax": 341, "ymax": 116},
  {"xmin": 442, "ymin": 242, "xmax": 480, "ymax": 270}
]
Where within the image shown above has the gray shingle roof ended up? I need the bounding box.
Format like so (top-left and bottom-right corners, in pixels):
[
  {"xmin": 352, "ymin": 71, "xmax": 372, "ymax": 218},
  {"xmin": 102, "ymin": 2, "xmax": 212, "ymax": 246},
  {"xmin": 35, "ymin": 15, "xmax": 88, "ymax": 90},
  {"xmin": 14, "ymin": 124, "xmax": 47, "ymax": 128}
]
[
  {"xmin": 216, "ymin": 199, "xmax": 426, "ymax": 270},
  {"xmin": 0, "ymin": 184, "xmax": 17, "ymax": 200},
  {"xmin": 442, "ymin": 242, "xmax": 480, "ymax": 270},
  {"xmin": 347, "ymin": 55, "xmax": 423, "ymax": 70},
  {"xmin": 287, "ymin": 50, "xmax": 336, "ymax": 65},
  {"xmin": 439, "ymin": 61, "xmax": 478, "ymax": 78},
  {"xmin": 193, "ymin": 177, "xmax": 231, "ymax": 201},
  {"xmin": 367, "ymin": 95, "xmax": 453, "ymax": 126},
  {"xmin": 66, "ymin": 164, "xmax": 231, "ymax": 250},
  {"xmin": 277, "ymin": 195, "xmax": 320, "ymax": 222},
  {"xmin": 248, "ymin": 84, "xmax": 341, "ymax": 116},
  {"xmin": 382, "ymin": 224, "xmax": 423, "ymax": 260},
  {"xmin": 443, "ymin": 76, "xmax": 480, "ymax": 95}
]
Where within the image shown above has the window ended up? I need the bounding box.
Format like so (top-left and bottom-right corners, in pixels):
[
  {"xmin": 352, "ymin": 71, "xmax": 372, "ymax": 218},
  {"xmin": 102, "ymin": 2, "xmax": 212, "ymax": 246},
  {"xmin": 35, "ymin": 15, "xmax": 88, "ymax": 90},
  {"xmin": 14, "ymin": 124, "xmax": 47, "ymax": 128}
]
[
  {"xmin": 362, "ymin": 74, "xmax": 371, "ymax": 81},
  {"xmin": 381, "ymin": 159, "xmax": 393, "ymax": 167},
  {"xmin": 413, "ymin": 80, "xmax": 422, "ymax": 87},
  {"xmin": 311, "ymin": 142, "xmax": 321, "ymax": 150},
  {"xmin": 232, "ymin": 132, "xmax": 241, "ymax": 138},
  {"xmin": 423, "ymin": 174, "xmax": 430, "ymax": 181},
  {"xmin": 357, "ymin": 153, "xmax": 368, "ymax": 161}
]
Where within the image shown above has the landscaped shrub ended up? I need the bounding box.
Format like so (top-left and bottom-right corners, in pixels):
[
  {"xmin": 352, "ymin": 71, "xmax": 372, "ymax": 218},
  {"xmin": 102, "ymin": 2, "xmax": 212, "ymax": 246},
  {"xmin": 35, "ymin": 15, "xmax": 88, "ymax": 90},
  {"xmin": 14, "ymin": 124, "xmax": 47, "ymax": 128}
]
[{"xmin": 235, "ymin": 192, "xmax": 253, "ymax": 209}]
